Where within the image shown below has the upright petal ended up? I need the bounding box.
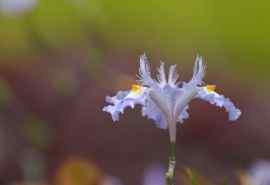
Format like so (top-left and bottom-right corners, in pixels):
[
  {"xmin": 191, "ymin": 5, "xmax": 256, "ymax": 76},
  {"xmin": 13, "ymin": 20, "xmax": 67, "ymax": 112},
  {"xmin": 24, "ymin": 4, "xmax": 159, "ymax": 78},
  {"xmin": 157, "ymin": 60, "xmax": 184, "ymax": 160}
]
[
  {"xmin": 157, "ymin": 62, "xmax": 167, "ymax": 87},
  {"xmin": 197, "ymin": 87, "xmax": 241, "ymax": 121},
  {"xmin": 168, "ymin": 65, "xmax": 179, "ymax": 87},
  {"xmin": 103, "ymin": 86, "xmax": 147, "ymax": 122},
  {"xmin": 138, "ymin": 54, "xmax": 157, "ymax": 87},
  {"xmin": 189, "ymin": 55, "xmax": 205, "ymax": 86}
]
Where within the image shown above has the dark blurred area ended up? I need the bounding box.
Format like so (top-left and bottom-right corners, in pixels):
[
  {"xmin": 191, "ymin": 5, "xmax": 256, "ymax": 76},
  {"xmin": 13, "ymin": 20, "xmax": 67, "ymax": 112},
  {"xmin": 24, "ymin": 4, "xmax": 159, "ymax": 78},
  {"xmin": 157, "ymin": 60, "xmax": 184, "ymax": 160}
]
[{"xmin": 0, "ymin": 0, "xmax": 269, "ymax": 185}]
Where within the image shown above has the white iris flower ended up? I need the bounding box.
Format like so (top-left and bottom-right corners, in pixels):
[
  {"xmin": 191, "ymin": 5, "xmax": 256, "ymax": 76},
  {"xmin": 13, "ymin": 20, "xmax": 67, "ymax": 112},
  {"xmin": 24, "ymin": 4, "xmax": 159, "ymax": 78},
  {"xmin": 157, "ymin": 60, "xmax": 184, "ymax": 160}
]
[
  {"xmin": 0, "ymin": 0, "xmax": 37, "ymax": 16},
  {"xmin": 103, "ymin": 54, "xmax": 241, "ymax": 142}
]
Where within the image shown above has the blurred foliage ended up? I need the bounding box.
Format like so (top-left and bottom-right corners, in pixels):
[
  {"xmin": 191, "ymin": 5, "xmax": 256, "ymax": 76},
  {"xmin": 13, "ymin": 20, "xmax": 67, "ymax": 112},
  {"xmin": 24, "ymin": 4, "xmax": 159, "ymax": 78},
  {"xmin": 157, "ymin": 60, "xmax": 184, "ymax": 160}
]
[
  {"xmin": 183, "ymin": 168, "xmax": 211, "ymax": 185},
  {"xmin": 0, "ymin": 79, "xmax": 11, "ymax": 107},
  {"xmin": 85, "ymin": 46, "xmax": 105, "ymax": 78},
  {"xmin": 0, "ymin": 0, "xmax": 269, "ymax": 84},
  {"xmin": 22, "ymin": 115, "xmax": 53, "ymax": 149},
  {"xmin": 20, "ymin": 149, "xmax": 46, "ymax": 182},
  {"xmin": 182, "ymin": 168, "xmax": 235, "ymax": 185},
  {"xmin": 50, "ymin": 67, "xmax": 77, "ymax": 97},
  {"xmin": 185, "ymin": 168, "xmax": 200, "ymax": 185}
]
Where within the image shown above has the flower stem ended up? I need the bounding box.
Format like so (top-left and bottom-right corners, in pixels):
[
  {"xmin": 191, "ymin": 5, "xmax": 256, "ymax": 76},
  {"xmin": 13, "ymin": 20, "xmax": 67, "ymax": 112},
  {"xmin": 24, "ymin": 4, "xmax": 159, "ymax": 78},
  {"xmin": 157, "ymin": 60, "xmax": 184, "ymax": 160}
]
[{"xmin": 166, "ymin": 142, "xmax": 176, "ymax": 185}]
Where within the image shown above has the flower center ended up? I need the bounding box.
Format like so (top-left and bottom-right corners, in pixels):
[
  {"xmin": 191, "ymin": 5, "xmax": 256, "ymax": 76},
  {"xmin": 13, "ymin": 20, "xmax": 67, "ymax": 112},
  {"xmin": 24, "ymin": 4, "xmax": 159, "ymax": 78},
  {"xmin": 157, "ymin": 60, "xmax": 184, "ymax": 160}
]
[
  {"xmin": 131, "ymin": 84, "xmax": 142, "ymax": 94},
  {"xmin": 206, "ymin": 85, "xmax": 216, "ymax": 93}
]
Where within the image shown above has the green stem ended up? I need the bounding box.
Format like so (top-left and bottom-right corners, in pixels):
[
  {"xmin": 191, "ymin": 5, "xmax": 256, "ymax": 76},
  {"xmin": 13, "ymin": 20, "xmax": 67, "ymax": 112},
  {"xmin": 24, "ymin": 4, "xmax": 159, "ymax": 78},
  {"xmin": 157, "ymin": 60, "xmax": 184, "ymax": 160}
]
[{"xmin": 166, "ymin": 142, "xmax": 176, "ymax": 185}]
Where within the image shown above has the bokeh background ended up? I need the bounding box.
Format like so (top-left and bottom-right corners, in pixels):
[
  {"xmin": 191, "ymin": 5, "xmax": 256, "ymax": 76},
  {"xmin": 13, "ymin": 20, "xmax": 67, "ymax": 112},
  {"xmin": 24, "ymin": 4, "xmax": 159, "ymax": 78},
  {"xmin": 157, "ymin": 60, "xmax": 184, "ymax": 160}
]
[{"xmin": 0, "ymin": 0, "xmax": 269, "ymax": 185}]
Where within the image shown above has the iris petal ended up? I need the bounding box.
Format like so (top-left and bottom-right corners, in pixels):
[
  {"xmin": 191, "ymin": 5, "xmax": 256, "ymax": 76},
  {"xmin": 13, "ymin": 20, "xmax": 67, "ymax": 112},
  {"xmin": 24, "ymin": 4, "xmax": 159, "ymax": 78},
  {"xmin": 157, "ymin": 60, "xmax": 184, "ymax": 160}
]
[
  {"xmin": 138, "ymin": 54, "xmax": 157, "ymax": 87},
  {"xmin": 178, "ymin": 105, "xmax": 189, "ymax": 123},
  {"xmin": 197, "ymin": 87, "xmax": 241, "ymax": 121},
  {"xmin": 157, "ymin": 62, "xmax": 167, "ymax": 87},
  {"xmin": 168, "ymin": 65, "xmax": 179, "ymax": 87},
  {"xmin": 142, "ymin": 98, "xmax": 168, "ymax": 129},
  {"xmin": 103, "ymin": 89, "xmax": 147, "ymax": 122},
  {"xmin": 190, "ymin": 55, "xmax": 205, "ymax": 86}
]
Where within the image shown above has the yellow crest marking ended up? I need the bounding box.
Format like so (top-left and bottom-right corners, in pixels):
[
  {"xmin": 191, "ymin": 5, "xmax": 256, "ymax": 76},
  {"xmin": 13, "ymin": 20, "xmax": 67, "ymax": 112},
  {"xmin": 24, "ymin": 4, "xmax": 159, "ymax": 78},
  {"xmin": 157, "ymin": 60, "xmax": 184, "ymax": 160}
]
[
  {"xmin": 131, "ymin": 84, "xmax": 142, "ymax": 94},
  {"xmin": 206, "ymin": 85, "xmax": 216, "ymax": 93}
]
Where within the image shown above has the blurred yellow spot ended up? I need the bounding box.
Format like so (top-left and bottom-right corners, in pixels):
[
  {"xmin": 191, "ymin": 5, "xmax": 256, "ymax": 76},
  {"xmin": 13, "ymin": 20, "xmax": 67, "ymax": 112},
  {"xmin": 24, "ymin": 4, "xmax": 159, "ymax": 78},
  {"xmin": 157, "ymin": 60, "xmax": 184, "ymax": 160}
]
[
  {"xmin": 185, "ymin": 168, "xmax": 193, "ymax": 179},
  {"xmin": 15, "ymin": 182, "xmax": 49, "ymax": 185},
  {"xmin": 131, "ymin": 84, "xmax": 142, "ymax": 94},
  {"xmin": 206, "ymin": 85, "xmax": 216, "ymax": 93},
  {"xmin": 55, "ymin": 157, "xmax": 103, "ymax": 185},
  {"xmin": 238, "ymin": 170, "xmax": 253, "ymax": 185}
]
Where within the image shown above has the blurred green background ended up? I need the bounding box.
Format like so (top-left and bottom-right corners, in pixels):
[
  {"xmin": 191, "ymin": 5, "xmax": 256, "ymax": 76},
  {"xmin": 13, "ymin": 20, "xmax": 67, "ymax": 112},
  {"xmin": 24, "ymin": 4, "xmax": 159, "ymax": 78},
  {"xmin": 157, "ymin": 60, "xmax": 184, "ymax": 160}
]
[{"xmin": 0, "ymin": 0, "xmax": 269, "ymax": 185}]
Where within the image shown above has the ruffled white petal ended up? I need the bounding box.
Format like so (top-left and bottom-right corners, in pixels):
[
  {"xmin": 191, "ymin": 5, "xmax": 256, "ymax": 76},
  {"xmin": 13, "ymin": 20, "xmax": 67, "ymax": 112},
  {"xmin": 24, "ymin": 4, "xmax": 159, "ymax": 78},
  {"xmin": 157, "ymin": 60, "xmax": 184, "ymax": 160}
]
[
  {"xmin": 103, "ymin": 89, "xmax": 147, "ymax": 122},
  {"xmin": 197, "ymin": 87, "xmax": 241, "ymax": 121}
]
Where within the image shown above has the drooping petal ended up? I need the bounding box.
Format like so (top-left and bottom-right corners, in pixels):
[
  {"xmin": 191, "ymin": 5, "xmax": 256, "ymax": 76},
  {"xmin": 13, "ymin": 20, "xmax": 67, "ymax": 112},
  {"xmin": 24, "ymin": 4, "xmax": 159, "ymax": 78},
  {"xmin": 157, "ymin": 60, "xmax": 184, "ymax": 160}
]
[
  {"xmin": 197, "ymin": 87, "xmax": 241, "ymax": 121},
  {"xmin": 138, "ymin": 54, "xmax": 157, "ymax": 87},
  {"xmin": 173, "ymin": 83, "xmax": 198, "ymax": 123},
  {"xmin": 148, "ymin": 88, "xmax": 171, "ymax": 122},
  {"xmin": 189, "ymin": 55, "xmax": 205, "ymax": 86},
  {"xmin": 177, "ymin": 105, "xmax": 189, "ymax": 123},
  {"xmin": 142, "ymin": 98, "xmax": 168, "ymax": 129},
  {"xmin": 103, "ymin": 87, "xmax": 147, "ymax": 122},
  {"xmin": 168, "ymin": 65, "xmax": 179, "ymax": 87},
  {"xmin": 157, "ymin": 62, "xmax": 167, "ymax": 87}
]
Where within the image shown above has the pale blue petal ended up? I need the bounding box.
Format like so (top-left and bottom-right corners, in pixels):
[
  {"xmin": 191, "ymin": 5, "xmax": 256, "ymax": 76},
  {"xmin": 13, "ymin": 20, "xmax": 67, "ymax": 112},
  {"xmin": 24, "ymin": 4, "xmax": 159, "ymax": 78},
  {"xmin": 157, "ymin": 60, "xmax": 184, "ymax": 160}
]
[
  {"xmin": 189, "ymin": 55, "xmax": 205, "ymax": 86},
  {"xmin": 138, "ymin": 54, "xmax": 157, "ymax": 87},
  {"xmin": 157, "ymin": 62, "xmax": 167, "ymax": 87},
  {"xmin": 173, "ymin": 83, "xmax": 197, "ymax": 124},
  {"xmin": 168, "ymin": 64, "xmax": 179, "ymax": 87},
  {"xmin": 103, "ymin": 90, "xmax": 146, "ymax": 122},
  {"xmin": 197, "ymin": 88, "xmax": 241, "ymax": 121},
  {"xmin": 142, "ymin": 98, "xmax": 168, "ymax": 129},
  {"xmin": 177, "ymin": 105, "xmax": 189, "ymax": 123}
]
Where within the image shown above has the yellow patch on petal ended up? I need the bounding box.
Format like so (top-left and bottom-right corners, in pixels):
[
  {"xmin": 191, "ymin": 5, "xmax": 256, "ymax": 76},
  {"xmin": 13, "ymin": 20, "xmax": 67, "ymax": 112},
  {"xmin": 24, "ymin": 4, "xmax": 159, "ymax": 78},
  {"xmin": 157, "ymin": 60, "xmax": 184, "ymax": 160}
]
[
  {"xmin": 131, "ymin": 84, "xmax": 142, "ymax": 94},
  {"xmin": 206, "ymin": 85, "xmax": 216, "ymax": 93}
]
